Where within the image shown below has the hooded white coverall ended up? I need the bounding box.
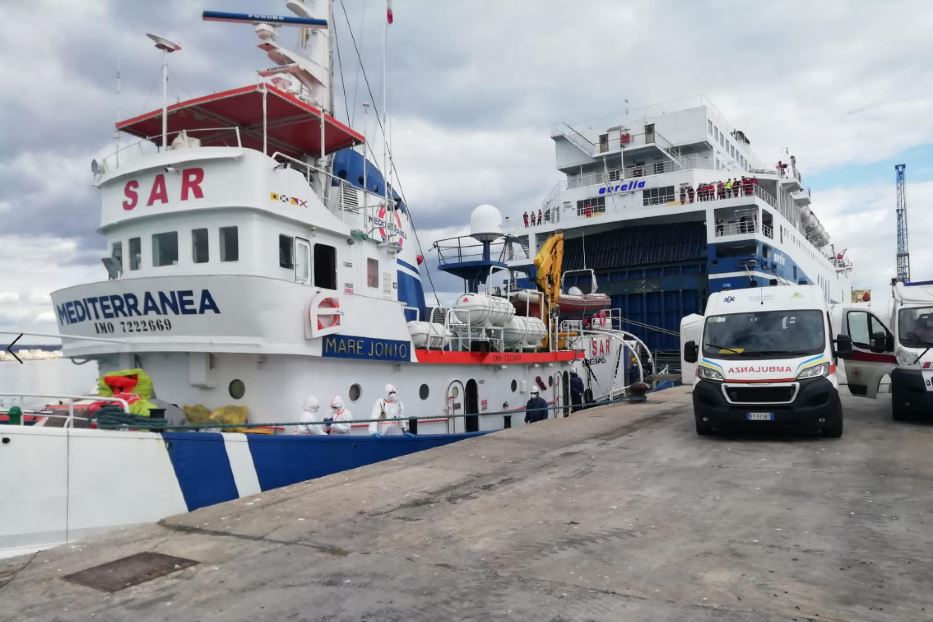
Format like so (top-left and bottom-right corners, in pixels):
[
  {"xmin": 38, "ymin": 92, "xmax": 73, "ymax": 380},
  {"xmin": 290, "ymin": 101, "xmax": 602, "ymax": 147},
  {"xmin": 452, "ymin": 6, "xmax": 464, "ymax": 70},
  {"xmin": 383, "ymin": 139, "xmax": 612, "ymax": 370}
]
[
  {"xmin": 295, "ymin": 396, "xmax": 326, "ymax": 435},
  {"xmin": 327, "ymin": 396, "xmax": 353, "ymax": 434},
  {"xmin": 368, "ymin": 384, "xmax": 407, "ymax": 435}
]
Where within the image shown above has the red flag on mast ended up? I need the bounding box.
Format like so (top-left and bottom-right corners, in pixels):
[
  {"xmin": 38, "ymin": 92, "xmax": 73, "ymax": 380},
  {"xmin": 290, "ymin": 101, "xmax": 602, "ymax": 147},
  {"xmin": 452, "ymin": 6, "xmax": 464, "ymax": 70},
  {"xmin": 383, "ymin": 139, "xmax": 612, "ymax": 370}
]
[{"xmin": 386, "ymin": 0, "xmax": 394, "ymax": 24}]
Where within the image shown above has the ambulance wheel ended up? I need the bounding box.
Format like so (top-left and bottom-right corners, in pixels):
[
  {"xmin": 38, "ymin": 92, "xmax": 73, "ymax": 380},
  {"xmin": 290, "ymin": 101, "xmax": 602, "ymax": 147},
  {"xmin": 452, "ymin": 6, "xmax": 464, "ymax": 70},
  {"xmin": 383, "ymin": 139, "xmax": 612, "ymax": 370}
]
[
  {"xmin": 695, "ymin": 414, "xmax": 712, "ymax": 436},
  {"xmin": 821, "ymin": 413, "xmax": 843, "ymax": 438},
  {"xmin": 891, "ymin": 391, "xmax": 908, "ymax": 421}
]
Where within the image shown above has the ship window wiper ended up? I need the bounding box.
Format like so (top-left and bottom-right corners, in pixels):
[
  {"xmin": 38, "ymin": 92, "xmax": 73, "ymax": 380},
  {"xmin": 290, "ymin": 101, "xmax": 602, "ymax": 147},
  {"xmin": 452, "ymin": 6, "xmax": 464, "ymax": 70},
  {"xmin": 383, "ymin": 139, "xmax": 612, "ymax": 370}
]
[{"xmin": 705, "ymin": 343, "xmax": 744, "ymax": 355}]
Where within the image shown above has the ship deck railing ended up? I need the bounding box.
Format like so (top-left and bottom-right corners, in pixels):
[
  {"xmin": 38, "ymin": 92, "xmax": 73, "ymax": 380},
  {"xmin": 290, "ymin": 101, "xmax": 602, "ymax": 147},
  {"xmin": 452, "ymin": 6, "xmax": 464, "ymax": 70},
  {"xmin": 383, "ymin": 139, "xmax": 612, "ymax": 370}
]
[
  {"xmin": 520, "ymin": 182, "xmax": 779, "ymax": 232},
  {"xmin": 95, "ymin": 127, "xmax": 243, "ymax": 180},
  {"xmin": 714, "ymin": 219, "xmax": 773, "ymax": 239},
  {"xmin": 270, "ymin": 152, "xmax": 399, "ymax": 236},
  {"xmin": 0, "ymin": 394, "xmax": 130, "ymax": 428},
  {"xmin": 433, "ymin": 236, "xmax": 527, "ymax": 267}
]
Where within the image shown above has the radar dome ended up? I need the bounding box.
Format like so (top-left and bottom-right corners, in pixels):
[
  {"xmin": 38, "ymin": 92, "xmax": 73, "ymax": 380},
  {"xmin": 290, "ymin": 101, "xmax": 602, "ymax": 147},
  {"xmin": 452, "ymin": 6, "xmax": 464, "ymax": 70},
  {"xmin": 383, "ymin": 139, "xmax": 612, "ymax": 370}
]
[{"xmin": 469, "ymin": 204, "xmax": 503, "ymax": 242}]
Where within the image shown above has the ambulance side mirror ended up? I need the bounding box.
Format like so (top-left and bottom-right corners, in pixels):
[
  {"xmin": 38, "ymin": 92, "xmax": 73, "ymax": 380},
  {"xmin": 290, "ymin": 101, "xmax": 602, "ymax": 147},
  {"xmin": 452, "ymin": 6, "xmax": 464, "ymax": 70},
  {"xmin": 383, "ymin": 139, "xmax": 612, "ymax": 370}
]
[
  {"xmin": 869, "ymin": 331, "xmax": 888, "ymax": 353},
  {"xmin": 683, "ymin": 340, "xmax": 698, "ymax": 364},
  {"xmin": 834, "ymin": 334, "xmax": 852, "ymax": 359}
]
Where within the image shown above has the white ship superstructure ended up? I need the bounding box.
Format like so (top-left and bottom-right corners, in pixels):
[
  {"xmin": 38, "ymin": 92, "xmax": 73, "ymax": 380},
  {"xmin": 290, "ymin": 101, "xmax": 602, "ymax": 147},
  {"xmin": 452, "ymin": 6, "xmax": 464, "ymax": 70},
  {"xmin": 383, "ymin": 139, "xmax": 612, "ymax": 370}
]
[{"xmin": 506, "ymin": 97, "xmax": 853, "ymax": 351}]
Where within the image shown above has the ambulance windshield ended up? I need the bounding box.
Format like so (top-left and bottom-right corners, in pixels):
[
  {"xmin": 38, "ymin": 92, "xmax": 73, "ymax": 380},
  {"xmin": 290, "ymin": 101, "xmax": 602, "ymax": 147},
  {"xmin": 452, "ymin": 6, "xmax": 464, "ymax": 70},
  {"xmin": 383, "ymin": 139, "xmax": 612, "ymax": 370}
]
[
  {"xmin": 898, "ymin": 306, "xmax": 933, "ymax": 348},
  {"xmin": 703, "ymin": 310, "xmax": 825, "ymax": 359}
]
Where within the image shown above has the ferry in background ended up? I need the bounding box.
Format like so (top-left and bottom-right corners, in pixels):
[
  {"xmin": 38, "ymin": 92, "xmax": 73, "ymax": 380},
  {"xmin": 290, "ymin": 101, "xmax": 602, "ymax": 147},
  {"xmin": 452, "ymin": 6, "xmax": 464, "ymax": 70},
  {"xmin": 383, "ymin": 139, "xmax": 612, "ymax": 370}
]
[{"xmin": 506, "ymin": 98, "xmax": 853, "ymax": 353}]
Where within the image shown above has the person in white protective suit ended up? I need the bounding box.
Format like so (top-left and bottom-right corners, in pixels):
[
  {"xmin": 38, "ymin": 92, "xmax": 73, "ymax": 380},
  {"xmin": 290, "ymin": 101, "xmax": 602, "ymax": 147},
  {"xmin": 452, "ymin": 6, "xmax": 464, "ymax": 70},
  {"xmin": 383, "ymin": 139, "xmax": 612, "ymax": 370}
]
[
  {"xmin": 294, "ymin": 395, "xmax": 326, "ymax": 435},
  {"xmin": 368, "ymin": 384, "xmax": 408, "ymax": 436},
  {"xmin": 326, "ymin": 396, "xmax": 353, "ymax": 435}
]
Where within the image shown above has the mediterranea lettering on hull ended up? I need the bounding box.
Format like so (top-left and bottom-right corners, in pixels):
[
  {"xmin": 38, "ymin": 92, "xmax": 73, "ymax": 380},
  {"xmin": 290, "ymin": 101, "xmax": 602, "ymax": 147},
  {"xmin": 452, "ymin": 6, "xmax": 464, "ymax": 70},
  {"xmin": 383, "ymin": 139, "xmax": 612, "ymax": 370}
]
[{"xmin": 56, "ymin": 289, "xmax": 221, "ymax": 325}]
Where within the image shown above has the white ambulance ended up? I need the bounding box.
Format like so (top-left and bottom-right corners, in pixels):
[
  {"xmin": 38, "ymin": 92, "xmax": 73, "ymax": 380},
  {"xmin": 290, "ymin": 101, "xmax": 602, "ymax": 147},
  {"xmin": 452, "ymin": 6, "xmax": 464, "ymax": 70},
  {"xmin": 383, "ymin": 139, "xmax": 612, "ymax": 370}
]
[
  {"xmin": 837, "ymin": 281, "xmax": 933, "ymax": 419},
  {"xmin": 683, "ymin": 285, "xmax": 852, "ymax": 437}
]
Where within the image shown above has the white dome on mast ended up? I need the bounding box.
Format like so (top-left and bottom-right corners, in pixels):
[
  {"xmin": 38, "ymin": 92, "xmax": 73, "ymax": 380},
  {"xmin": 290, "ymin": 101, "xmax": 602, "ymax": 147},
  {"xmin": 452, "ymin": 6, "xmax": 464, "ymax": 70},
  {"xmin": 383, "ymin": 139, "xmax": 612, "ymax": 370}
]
[{"xmin": 469, "ymin": 204, "xmax": 503, "ymax": 242}]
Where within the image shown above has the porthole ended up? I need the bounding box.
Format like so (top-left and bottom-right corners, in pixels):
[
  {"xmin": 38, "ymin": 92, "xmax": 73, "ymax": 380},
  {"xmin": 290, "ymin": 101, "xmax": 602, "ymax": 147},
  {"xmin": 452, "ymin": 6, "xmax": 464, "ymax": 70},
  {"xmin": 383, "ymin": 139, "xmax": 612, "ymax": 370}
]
[
  {"xmin": 510, "ymin": 379, "xmax": 517, "ymax": 392},
  {"xmin": 349, "ymin": 383, "xmax": 362, "ymax": 402},
  {"xmin": 548, "ymin": 375, "xmax": 554, "ymax": 387},
  {"xmin": 419, "ymin": 384, "xmax": 430, "ymax": 400},
  {"xmin": 450, "ymin": 386, "xmax": 460, "ymax": 398},
  {"xmin": 228, "ymin": 379, "xmax": 245, "ymax": 400}
]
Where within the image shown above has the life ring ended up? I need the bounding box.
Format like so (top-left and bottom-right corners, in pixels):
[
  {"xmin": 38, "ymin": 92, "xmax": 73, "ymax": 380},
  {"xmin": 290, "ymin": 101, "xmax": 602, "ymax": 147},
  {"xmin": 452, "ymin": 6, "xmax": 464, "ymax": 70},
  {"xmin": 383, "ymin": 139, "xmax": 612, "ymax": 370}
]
[{"xmin": 316, "ymin": 297, "xmax": 341, "ymax": 330}]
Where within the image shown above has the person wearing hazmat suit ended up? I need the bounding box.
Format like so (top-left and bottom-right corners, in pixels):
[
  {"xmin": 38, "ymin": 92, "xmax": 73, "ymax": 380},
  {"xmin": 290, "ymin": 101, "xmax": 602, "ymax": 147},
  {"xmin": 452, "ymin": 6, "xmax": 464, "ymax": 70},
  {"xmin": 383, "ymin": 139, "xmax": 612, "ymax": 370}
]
[
  {"xmin": 294, "ymin": 396, "xmax": 326, "ymax": 435},
  {"xmin": 369, "ymin": 384, "xmax": 407, "ymax": 436},
  {"xmin": 326, "ymin": 396, "xmax": 353, "ymax": 435}
]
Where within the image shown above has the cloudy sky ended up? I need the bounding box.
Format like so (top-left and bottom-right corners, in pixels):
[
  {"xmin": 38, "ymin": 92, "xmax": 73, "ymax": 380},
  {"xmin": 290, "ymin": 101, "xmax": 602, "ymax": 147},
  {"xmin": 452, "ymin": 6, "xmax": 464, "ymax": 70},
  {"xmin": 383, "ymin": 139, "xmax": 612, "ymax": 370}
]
[{"xmin": 1, "ymin": 0, "xmax": 932, "ymax": 342}]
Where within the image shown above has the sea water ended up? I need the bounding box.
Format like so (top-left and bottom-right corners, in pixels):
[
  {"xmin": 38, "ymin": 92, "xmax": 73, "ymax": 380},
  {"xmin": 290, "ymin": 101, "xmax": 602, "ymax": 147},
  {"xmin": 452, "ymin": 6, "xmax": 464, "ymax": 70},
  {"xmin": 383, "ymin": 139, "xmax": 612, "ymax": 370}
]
[{"xmin": 0, "ymin": 359, "xmax": 100, "ymax": 409}]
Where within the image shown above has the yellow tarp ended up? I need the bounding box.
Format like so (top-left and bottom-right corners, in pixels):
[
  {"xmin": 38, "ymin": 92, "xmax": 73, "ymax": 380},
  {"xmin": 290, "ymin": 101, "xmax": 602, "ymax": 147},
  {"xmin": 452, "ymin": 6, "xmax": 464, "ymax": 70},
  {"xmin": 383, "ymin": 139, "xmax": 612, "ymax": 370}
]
[{"xmin": 184, "ymin": 403, "xmax": 249, "ymax": 432}]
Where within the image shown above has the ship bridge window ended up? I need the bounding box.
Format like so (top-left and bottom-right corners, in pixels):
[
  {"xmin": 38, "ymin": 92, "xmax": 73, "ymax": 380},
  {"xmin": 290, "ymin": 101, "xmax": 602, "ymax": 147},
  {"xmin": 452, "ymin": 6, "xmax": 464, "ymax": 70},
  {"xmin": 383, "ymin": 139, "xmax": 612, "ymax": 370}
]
[
  {"xmin": 192, "ymin": 228, "xmax": 209, "ymax": 264},
  {"xmin": 220, "ymin": 226, "xmax": 239, "ymax": 262},
  {"xmin": 576, "ymin": 196, "xmax": 605, "ymax": 217},
  {"xmin": 129, "ymin": 237, "xmax": 141, "ymax": 271},
  {"xmin": 152, "ymin": 232, "xmax": 178, "ymax": 267},
  {"xmin": 314, "ymin": 243, "xmax": 337, "ymax": 289},
  {"xmin": 279, "ymin": 234, "xmax": 294, "ymax": 269},
  {"xmin": 643, "ymin": 186, "xmax": 675, "ymax": 207}
]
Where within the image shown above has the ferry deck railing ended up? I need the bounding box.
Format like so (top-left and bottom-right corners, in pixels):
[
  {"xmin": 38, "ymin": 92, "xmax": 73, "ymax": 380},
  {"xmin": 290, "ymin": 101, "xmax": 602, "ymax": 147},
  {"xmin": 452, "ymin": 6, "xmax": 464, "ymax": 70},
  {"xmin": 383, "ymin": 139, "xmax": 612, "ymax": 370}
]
[{"xmin": 518, "ymin": 181, "xmax": 780, "ymax": 232}]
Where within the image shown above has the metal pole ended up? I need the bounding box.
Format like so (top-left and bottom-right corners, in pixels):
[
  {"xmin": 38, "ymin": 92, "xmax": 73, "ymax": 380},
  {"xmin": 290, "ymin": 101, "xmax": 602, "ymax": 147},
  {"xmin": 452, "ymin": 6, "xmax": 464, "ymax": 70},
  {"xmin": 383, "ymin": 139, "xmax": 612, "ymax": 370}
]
[
  {"xmin": 161, "ymin": 48, "xmax": 168, "ymax": 151},
  {"xmin": 382, "ymin": 7, "xmax": 388, "ymax": 205},
  {"xmin": 363, "ymin": 102, "xmax": 369, "ymax": 212},
  {"xmin": 262, "ymin": 86, "xmax": 268, "ymax": 155}
]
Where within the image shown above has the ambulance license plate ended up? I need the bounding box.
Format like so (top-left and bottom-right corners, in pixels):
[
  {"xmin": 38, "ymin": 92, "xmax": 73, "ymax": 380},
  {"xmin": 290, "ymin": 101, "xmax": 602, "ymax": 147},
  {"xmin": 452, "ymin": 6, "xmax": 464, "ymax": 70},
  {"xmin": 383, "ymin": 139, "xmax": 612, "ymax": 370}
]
[{"xmin": 746, "ymin": 411, "xmax": 775, "ymax": 421}]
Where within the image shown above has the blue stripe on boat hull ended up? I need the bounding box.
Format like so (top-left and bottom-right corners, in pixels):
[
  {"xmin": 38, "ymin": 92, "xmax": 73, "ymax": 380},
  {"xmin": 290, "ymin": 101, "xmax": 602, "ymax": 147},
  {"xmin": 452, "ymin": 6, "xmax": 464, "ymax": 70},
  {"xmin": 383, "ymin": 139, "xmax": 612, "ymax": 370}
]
[
  {"xmin": 247, "ymin": 433, "xmax": 484, "ymax": 491},
  {"xmin": 163, "ymin": 432, "xmax": 240, "ymax": 511}
]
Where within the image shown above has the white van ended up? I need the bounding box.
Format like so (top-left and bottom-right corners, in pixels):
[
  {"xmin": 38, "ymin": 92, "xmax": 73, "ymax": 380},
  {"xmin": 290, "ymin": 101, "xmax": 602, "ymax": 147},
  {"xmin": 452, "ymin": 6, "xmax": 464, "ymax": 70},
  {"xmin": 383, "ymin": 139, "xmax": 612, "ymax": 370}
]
[
  {"xmin": 838, "ymin": 281, "xmax": 933, "ymax": 419},
  {"xmin": 683, "ymin": 285, "xmax": 852, "ymax": 437}
]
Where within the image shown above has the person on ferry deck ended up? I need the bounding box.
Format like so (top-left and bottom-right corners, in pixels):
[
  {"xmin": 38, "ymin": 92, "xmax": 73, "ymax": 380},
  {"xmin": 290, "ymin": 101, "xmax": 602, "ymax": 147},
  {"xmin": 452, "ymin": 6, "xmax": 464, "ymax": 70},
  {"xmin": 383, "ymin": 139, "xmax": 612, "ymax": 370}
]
[
  {"xmin": 717, "ymin": 180, "xmax": 725, "ymax": 200},
  {"xmin": 369, "ymin": 384, "xmax": 407, "ymax": 436},
  {"xmin": 687, "ymin": 185, "xmax": 695, "ymax": 203},
  {"xmin": 326, "ymin": 395, "xmax": 353, "ymax": 435},
  {"xmin": 538, "ymin": 208, "xmax": 543, "ymax": 225},
  {"xmin": 570, "ymin": 371, "xmax": 585, "ymax": 413},
  {"xmin": 294, "ymin": 396, "xmax": 326, "ymax": 435},
  {"xmin": 523, "ymin": 211, "xmax": 529, "ymax": 227},
  {"xmin": 680, "ymin": 186, "xmax": 686, "ymax": 205},
  {"xmin": 524, "ymin": 389, "xmax": 549, "ymax": 424}
]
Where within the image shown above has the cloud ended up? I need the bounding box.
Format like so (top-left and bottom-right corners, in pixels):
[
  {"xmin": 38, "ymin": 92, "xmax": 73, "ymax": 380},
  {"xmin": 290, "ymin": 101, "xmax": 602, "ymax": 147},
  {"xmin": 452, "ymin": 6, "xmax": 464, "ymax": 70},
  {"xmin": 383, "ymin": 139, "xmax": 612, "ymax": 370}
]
[{"xmin": 816, "ymin": 179, "xmax": 933, "ymax": 294}]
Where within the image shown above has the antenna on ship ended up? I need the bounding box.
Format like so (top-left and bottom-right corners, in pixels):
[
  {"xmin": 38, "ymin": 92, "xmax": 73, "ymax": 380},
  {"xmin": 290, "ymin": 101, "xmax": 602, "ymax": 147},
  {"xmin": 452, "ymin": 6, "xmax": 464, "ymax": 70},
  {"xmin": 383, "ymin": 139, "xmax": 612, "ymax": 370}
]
[{"xmin": 146, "ymin": 33, "xmax": 182, "ymax": 152}]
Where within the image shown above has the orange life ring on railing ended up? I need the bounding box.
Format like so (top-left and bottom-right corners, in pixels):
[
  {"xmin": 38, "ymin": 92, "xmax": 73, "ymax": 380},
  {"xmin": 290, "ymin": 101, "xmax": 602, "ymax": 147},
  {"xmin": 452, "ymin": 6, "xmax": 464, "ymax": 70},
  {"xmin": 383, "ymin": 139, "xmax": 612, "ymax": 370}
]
[{"xmin": 316, "ymin": 297, "xmax": 341, "ymax": 330}]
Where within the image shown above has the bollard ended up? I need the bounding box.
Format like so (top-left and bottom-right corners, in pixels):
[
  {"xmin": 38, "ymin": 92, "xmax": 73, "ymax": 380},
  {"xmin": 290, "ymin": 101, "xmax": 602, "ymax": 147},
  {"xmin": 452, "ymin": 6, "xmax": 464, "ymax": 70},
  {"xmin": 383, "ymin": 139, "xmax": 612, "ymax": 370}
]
[
  {"xmin": 629, "ymin": 382, "xmax": 649, "ymax": 403},
  {"xmin": 6, "ymin": 406, "xmax": 22, "ymax": 425}
]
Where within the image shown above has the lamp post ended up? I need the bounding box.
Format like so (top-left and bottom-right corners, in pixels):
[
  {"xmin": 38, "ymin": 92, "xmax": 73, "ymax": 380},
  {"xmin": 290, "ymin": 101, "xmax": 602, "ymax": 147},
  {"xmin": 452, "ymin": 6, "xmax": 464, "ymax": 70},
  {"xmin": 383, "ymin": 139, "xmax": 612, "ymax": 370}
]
[{"xmin": 146, "ymin": 33, "xmax": 182, "ymax": 151}]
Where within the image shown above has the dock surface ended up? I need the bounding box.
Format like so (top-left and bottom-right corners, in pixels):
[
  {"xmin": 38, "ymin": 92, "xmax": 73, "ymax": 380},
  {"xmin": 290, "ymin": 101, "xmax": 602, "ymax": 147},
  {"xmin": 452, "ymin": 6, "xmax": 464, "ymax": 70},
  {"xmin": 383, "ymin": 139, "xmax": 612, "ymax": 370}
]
[{"xmin": 4, "ymin": 387, "xmax": 933, "ymax": 621}]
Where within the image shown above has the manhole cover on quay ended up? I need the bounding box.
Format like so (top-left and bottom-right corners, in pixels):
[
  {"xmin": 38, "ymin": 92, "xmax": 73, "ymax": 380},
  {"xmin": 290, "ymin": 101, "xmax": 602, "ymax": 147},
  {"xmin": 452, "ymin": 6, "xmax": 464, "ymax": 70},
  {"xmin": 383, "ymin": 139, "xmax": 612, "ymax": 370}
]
[{"xmin": 63, "ymin": 552, "xmax": 198, "ymax": 592}]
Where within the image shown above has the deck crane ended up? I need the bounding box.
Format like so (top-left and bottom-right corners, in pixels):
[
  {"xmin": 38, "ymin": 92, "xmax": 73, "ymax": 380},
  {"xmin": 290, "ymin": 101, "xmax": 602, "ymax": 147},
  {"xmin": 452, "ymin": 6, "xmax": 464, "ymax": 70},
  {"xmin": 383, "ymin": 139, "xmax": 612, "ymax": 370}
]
[{"xmin": 895, "ymin": 163, "xmax": 910, "ymax": 283}]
